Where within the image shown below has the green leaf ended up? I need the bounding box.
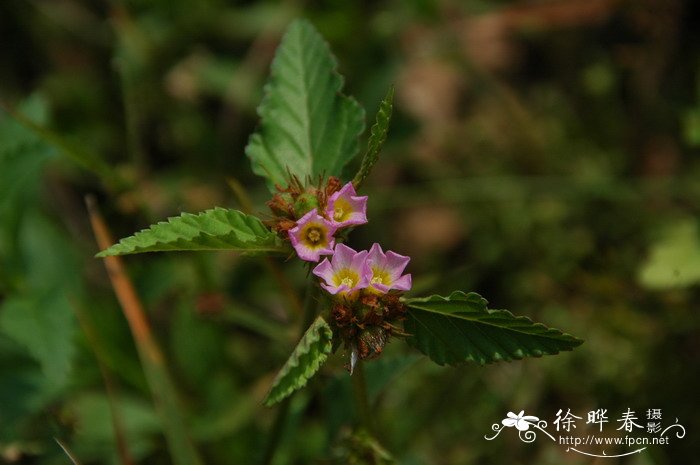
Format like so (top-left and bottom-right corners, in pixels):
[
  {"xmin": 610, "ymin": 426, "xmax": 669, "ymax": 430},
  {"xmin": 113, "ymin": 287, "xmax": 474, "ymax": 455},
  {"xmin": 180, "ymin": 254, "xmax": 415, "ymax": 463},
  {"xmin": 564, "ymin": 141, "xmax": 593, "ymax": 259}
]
[
  {"xmin": 97, "ymin": 207, "xmax": 284, "ymax": 257},
  {"xmin": 246, "ymin": 19, "xmax": 365, "ymax": 190},
  {"xmin": 0, "ymin": 96, "xmax": 56, "ymax": 241},
  {"xmin": 353, "ymin": 85, "xmax": 394, "ymax": 189},
  {"xmin": 638, "ymin": 219, "xmax": 700, "ymax": 289},
  {"xmin": 403, "ymin": 291, "xmax": 583, "ymax": 366},
  {"xmin": 264, "ymin": 316, "xmax": 333, "ymax": 406},
  {"xmin": 0, "ymin": 290, "xmax": 76, "ymax": 385}
]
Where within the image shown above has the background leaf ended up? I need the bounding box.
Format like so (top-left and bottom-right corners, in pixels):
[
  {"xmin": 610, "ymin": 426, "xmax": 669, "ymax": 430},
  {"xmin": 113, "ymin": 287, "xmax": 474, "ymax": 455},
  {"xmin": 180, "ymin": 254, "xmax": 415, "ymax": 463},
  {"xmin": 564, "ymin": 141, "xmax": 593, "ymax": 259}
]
[
  {"xmin": 403, "ymin": 291, "xmax": 583, "ymax": 366},
  {"xmin": 638, "ymin": 219, "xmax": 700, "ymax": 289},
  {"xmin": 0, "ymin": 290, "xmax": 75, "ymax": 385},
  {"xmin": 246, "ymin": 19, "xmax": 365, "ymax": 190},
  {"xmin": 98, "ymin": 207, "xmax": 284, "ymax": 257},
  {"xmin": 0, "ymin": 97, "xmax": 78, "ymax": 392},
  {"xmin": 264, "ymin": 316, "xmax": 332, "ymax": 406}
]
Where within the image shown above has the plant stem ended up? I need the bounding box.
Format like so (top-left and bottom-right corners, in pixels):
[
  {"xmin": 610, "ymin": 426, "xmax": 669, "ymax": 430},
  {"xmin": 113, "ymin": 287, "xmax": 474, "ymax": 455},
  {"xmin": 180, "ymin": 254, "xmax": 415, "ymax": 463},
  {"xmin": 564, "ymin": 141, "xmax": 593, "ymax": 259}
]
[
  {"xmin": 87, "ymin": 197, "xmax": 203, "ymax": 465},
  {"xmin": 226, "ymin": 177, "xmax": 304, "ymax": 319},
  {"xmin": 261, "ymin": 280, "xmax": 319, "ymax": 465},
  {"xmin": 351, "ymin": 360, "xmax": 375, "ymax": 435}
]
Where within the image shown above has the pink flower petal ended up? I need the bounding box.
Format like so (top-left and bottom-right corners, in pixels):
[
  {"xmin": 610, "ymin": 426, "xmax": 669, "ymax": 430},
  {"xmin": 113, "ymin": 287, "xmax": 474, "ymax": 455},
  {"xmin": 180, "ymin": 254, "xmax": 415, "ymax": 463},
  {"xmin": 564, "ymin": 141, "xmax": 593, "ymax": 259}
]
[
  {"xmin": 312, "ymin": 258, "xmax": 335, "ymax": 283},
  {"xmin": 367, "ymin": 243, "xmax": 386, "ymax": 265},
  {"xmin": 371, "ymin": 282, "xmax": 391, "ymax": 294},
  {"xmin": 350, "ymin": 250, "xmax": 370, "ymax": 288},
  {"xmin": 288, "ymin": 209, "xmax": 337, "ymax": 262},
  {"xmin": 384, "ymin": 250, "xmax": 410, "ymax": 280},
  {"xmin": 392, "ymin": 274, "xmax": 412, "ymax": 291},
  {"xmin": 326, "ymin": 182, "xmax": 368, "ymax": 227},
  {"xmin": 332, "ymin": 243, "xmax": 358, "ymax": 270}
]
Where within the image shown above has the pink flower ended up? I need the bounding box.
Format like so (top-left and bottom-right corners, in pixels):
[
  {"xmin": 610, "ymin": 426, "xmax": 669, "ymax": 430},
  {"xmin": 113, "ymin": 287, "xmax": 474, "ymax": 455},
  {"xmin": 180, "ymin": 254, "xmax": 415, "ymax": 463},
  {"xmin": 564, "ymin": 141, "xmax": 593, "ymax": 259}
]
[
  {"xmin": 312, "ymin": 244, "xmax": 370, "ymax": 297},
  {"xmin": 326, "ymin": 182, "xmax": 368, "ymax": 228},
  {"xmin": 288, "ymin": 209, "xmax": 337, "ymax": 262},
  {"xmin": 366, "ymin": 243, "xmax": 412, "ymax": 293}
]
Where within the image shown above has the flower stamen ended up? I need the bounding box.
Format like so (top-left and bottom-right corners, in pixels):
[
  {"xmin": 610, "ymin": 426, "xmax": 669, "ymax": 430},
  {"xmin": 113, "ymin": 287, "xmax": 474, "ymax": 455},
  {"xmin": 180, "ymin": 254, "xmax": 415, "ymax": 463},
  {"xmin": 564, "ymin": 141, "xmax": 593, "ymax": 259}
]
[{"xmin": 306, "ymin": 228, "xmax": 322, "ymax": 244}]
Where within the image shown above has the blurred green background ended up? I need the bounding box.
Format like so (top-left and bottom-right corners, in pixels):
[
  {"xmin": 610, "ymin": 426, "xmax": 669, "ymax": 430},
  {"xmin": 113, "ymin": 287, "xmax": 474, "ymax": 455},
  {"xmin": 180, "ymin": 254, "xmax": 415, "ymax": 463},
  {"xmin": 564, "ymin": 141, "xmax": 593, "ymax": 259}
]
[{"xmin": 1, "ymin": 0, "xmax": 699, "ymax": 463}]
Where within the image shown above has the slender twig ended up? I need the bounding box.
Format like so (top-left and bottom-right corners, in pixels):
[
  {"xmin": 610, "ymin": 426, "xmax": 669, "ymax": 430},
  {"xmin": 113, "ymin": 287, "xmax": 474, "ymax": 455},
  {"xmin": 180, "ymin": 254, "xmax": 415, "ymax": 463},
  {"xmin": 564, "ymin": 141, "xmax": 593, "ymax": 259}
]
[
  {"xmin": 86, "ymin": 196, "xmax": 203, "ymax": 465},
  {"xmin": 73, "ymin": 305, "xmax": 135, "ymax": 465},
  {"xmin": 351, "ymin": 360, "xmax": 375, "ymax": 435},
  {"xmin": 261, "ymin": 281, "xmax": 320, "ymax": 465},
  {"xmin": 54, "ymin": 438, "xmax": 83, "ymax": 465}
]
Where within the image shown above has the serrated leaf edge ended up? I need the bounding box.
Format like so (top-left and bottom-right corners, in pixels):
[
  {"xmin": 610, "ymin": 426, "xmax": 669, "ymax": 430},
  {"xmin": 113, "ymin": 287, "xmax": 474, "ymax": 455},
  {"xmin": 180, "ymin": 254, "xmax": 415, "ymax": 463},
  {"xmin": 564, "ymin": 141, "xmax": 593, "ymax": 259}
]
[
  {"xmin": 403, "ymin": 291, "xmax": 583, "ymax": 366},
  {"xmin": 97, "ymin": 207, "xmax": 284, "ymax": 257}
]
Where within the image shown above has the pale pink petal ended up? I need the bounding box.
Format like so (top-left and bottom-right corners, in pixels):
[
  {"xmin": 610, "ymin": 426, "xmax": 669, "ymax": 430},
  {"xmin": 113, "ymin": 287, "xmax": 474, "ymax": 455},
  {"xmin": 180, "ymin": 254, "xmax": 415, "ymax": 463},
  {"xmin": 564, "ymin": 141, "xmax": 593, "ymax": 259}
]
[
  {"xmin": 392, "ymin": 274, "xmax": 412, "ymax": 292},
  {"xmin": 332, "ymin": 243, "xmax": 358, "ymax": 270},
  {"xmin": 367, "ymin": 243, "xmax": 386, "ymax": 266},
  {"xmin": 288, "ymin": 209, "xmax": 337, "ymax": 262},
  {"xmin": 384, "ymin": 250, "xmax": 410, "ymax": 280},
  {"xmin": 350, "ymin": 250, "xmax": 370, "ymax": 288},
  {"xmin": 341, "ymin": 196, "xmax": 368, "ymax": 227},
  {"xmin": 292, "ymin": 243, "xmax": 320, "ymax": 262},
  {"xmin": 293, "ymin": 208, "xmax": 320, "ymax": 228},
  {"xmin": 371, "ymin": 282, "xmax": 391, "ymax": 294},
  {"xmin": 321, "ymin": 282, "xmax": 343, "ymax": 294},
  {"xmin": 288, "ymin": 225, "xmax": 302, "ymax": 248},
  {"xmin": 312, "ymin": 259, "xmax": 335, "ymax": 284},
  {"xmin": 326, "ymin": 182, "xmax": 368, "ymax": 227},
  {"xmin": 336, "ymin": 182, "xmax": 357, "ymax": 198}
]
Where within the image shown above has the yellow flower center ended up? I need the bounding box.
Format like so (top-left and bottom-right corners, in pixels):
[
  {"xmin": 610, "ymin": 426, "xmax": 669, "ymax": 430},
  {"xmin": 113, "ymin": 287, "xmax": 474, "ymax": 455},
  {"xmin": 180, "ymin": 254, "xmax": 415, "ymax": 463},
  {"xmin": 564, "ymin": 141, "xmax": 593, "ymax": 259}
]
[
  {"xmin": 307, "ymin": 228, "xmax": 321, "ymax": 243},
  {"xmin": 371, "ymin": 268, "xmax": 391, "ymax": 286},
  {"xmin": 333, "ymin": 198, "xmax": 352, "ymax": 222},
  {"xmin": 333, "ymin": 268, "xmax": 359, "ymax": 290},
  {"xmin": 367, "ymin": 268, "xmax": 392, "ymax": 294},
  {"xmin": 301, "ymin": 224, "xmax": 326, "ymax": 249}
]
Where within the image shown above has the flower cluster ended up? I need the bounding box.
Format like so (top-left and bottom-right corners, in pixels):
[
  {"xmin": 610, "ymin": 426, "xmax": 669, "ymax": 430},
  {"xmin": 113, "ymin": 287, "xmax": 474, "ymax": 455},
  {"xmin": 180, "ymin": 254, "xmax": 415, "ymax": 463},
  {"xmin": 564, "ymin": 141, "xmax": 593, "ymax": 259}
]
[
  {"xmin": 268, "ymin": 177, "xmax": 412, "ymax": 369},
  {"xmin": 287, "ymin": 182, "xmax": 368, "ymax": 262},
  {"xmin": 312, "ymin": 244, "xmax": 411, "ymax": 298}
]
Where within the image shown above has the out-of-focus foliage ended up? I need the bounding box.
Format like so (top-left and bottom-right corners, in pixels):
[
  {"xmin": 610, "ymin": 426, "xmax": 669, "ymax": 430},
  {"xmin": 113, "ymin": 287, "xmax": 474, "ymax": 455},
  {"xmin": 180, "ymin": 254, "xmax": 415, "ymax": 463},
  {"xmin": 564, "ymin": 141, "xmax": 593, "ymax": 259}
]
[{"xmin": 1, "ymin": 0, "xmax": 699, "ymax": 464}]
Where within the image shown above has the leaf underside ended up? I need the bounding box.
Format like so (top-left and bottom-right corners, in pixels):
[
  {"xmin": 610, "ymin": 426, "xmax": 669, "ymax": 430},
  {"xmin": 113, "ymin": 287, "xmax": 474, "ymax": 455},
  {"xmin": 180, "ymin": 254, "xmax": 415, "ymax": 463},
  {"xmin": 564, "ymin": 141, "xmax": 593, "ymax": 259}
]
[
  {"xmin": 97, "ymin": 207, "xmax": 284, "ymax": 257},
  {"xmin": 403, "ymin": 291, "xmax": 583, "ymax": 366},
  {"xmin": 264, "ymin": 316, "xmax": 333, "ymax": 406},
  {"xmin": 246, "ymin": 19, "xmax": 365, "ymax": 191}
]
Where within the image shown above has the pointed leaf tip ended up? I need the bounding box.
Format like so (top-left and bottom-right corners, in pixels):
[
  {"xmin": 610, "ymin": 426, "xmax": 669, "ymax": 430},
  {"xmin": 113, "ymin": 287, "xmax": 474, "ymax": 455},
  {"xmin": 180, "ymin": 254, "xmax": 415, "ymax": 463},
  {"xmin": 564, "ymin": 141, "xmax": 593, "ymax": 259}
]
[
  {"xmin": 246, "ymin": 19, "xmax": 365, "ymax": 191},
  {"xmin": 353, "ymin": 85, "xmax": 394, "ymax": 190},
  {"xmin": 403, "ymin": 291, "xmax": 583, "ymax": 366},
  {"xmin": 97, "ymin": 207, "xmax": 284, "ymax": 257}
]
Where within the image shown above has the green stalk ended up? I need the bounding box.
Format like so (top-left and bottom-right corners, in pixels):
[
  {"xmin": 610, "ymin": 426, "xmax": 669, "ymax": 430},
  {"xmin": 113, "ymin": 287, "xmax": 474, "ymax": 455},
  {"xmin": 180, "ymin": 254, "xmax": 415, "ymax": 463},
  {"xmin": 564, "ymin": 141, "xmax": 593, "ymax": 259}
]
[
  {"xmin": 87, "ymin": 198, "xmax": 203, "ymax": 465},
  {"xmin": 351, "ymin": 360, "xmax": 375, "ymax": 435}
]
